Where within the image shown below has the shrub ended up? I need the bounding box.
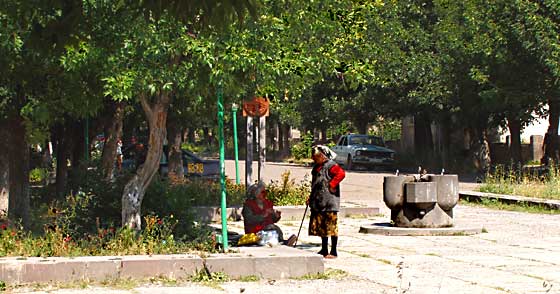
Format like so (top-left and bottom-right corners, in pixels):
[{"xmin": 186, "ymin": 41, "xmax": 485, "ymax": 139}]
[
  {"xmin": 266, "ymin": 171, "xmax": 310, "ymax": 206},
  {"xmin": 290, "ymin": 132, "xmax": 314, "ymax": 160},
  {"xmin": 29, "ymin": 168, "xmax": 48, "ymax": 184}
]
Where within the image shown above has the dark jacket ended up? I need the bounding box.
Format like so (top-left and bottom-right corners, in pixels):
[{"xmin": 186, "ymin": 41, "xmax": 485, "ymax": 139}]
[{"xmin": 309, "ymin": 160, "xmax": 345, "ymax": 212}]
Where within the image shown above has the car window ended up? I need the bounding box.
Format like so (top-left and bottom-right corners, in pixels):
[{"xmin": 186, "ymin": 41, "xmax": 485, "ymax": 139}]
[
  {"xmin": 350, "ymin": 137, "xmax": 366, "ymax": 145},
  {"xmin": 182, "ymin": 151, "xmax": 200, "ymax": 162},
  {"xmin": 348, "ymin": 135, "xmax": 385, "ymax": 146},
  {"xmin": 368, "ymin": 136, "xmax": 384, "ymax": 146},
  {"xmin": 342, "ymin": 137, "xmax": 347, "ymax": 146},
  {"xmin": 337, "ymin": 137, "xmax": 344, "ymax": 146}
]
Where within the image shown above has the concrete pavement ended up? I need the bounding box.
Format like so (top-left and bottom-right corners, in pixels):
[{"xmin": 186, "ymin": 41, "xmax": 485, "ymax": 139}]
[{"xmin": 9, "ymin": 204, "xmax": 560, "ymax": 293}]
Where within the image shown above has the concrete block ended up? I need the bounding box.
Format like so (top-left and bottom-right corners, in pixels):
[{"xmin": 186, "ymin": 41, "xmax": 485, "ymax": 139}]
[
  {"xmin": 120, "ymin": 255, "xmax": 203, "ymax": 279},
  {"xmin": 383, "ymin": 176, "xmax": 413, "ymax": 209},
  {"xmin": 21, "ymin": 260, "xmax": 86, "ymax": 283},
  {"xmin": 406, "ymin": 182, "xmax": 437, "ymax": 203},
  {"xmin": 429, "ymin": 175, "xmax": 459, "ymax": 210},
  {"xmin": 204, "ymin": 256, "xmax": 256, "ymax": 279},
  {"xmin": 83, "ymin": 260, "xmax": 121, "ymax": 281},
  {"xmin": 0, "ymin": 262, "xmax": 23, "ymax": 283}
]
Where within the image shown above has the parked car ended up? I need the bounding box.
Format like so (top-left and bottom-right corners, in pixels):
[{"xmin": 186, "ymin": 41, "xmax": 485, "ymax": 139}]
[
  {"xmin": 331, "ymin": 134, "xmax": 396, "ymax": 170},
  {"xmin": 122, "ymin": 144, "xmax": 220, "ymax": 179}
]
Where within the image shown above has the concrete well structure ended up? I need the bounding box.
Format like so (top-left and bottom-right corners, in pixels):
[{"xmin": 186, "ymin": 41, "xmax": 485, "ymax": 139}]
[{"xmin": 383, "ymin": 174, "xmax": 459, "ymax": 228}]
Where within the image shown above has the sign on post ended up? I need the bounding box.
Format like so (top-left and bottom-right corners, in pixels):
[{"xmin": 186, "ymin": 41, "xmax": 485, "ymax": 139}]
[{"xmin": 243, "ymin": 97, "xmax": 269, "ymax": 186}]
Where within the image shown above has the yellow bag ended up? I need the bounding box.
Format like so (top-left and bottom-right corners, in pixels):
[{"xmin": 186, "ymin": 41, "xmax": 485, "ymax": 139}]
[{"xmin": 237, "ymin": 233, "xmax": 260, "ymax": 246}]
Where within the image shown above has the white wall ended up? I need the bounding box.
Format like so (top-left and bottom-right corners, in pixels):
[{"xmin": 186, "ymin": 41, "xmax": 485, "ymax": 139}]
[{"xmin": 499, "ymin": 107, "xmax": 557, "ymax": 143}]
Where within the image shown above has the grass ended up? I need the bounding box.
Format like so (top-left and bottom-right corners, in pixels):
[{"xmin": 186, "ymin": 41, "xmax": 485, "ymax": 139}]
[
  {"xmin": 5, "ymin": 272, "xmax": 263, "ymax": 293},
  {"xmin": 478, "ymin": 165, "xmax": 560, "ymax": 200},
  {"xmin": 347, "ymin": 250, "xmax": 371, "ymax": 258},
  {"xmin": 376, "ymin": 258, "xmax": 392, "ymax": 265},
  {"xmin": 296, "ymin": 269, "xmax": 349, "ymax": 280},
  {"xmin": 237, "ymin": 275, "xmax": 260, "ymax": 282}
]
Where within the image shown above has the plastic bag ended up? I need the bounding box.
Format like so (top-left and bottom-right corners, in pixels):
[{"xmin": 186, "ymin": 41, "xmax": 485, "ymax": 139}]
[
  {"xmin": 257, "ymin": 230, "xmax": 279, "ymax": 246},
  {"xmin": 237, "ymin": 233, "xmax": 260, "ymax": 246}
]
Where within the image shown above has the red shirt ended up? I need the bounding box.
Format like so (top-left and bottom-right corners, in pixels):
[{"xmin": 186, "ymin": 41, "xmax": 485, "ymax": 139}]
[
  {"xmin": 243, "ymin": 198, "xmax": 275, "ymax": 234},
  {"xmin": 314, "ymin": 163, "xmax": 346, "ymax": 190}
]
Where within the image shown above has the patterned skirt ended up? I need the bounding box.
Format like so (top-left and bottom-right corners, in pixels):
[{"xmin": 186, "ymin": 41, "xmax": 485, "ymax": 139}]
[{"xmin": 308, "ymin": 211, "xmax": 338, "ymax": 237}]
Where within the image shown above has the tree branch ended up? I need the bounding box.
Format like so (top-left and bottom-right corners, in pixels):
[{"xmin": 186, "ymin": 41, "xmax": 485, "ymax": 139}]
[{"xmin": 139, "ymin": 92, "xmax": 154, "ymax": 120}]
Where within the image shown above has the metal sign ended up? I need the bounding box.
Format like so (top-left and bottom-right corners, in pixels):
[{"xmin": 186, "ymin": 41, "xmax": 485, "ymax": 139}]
[{"xmin": 242, "ymin": 97, "xmax": 269, "ymax": 117}]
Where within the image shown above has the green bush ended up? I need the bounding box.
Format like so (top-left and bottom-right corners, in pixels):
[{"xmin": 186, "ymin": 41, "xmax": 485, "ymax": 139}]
[
  {"xmin": 290, "ymin": 132, "xmax": 314, "ymax": 160},
  {"xmin": 266, "ymin": 171, "xmax": 310, "ymax": 206},
  {"xmin": 29, "ymin": 168, "xmax": 48, "ymax": 184},
  {"xmin": 0, "ymin": 215, "xmax": 214, "ymax": 257}
]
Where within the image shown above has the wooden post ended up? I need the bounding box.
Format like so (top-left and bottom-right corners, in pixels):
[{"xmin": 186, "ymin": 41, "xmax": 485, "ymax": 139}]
[
  {"xmin": 258, "ymin": 116, "xmax": 266, "ymax": 182},
  {"xmin": 242, "ymin": 97, "xmax": 269, "ymax": 187},
  {"xmin": 246, "ymin": 116, "xmax": 253, "ymax": 188}
]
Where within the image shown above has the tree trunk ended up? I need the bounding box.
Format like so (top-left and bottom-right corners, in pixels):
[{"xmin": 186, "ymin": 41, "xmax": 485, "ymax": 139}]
[
  {"xmin": 55, "ymin": 123, "xmax": 69, "ymax": 198},
  {"xmin": 0, "ymin": 120, "xmax": 9, "ymax": 216},
  {"xmin": 68, "ymin": 120, "xmax": 86, "ymax": 188},
  {"xmin": 122, "ymin": 92, "xmax": 170, "ymax": 229},
  {"xmin": 320, "ymin": 127, "xmax": 327, "ymax": 144},
  {"xmin": 186, "ymin": 128, "xmax": 195, "ymax": 143},
  {"xmin": 7, "ymin": 114, "xmax": 30, "ymax": 228},
  {"xmin": 545, "ymin": 96, "xmax": 560, "ymax": 164},
  {"xmin": 203, "ymin": 127, "xmax": 213, "ymax": 146},
  {"xmin": 280, "ymin": 123, "xmax": 290, "ymax": 157},
  {"xmin": 507, "ymin": 115, "xmax": 522, "ymax": 164},
  {"xmin": 100, "ymin": 101, "xmax": 125, "ymax": 179},
  {"xmin": 166, "ymin": 116, "xmax": 184, "ymax": 180},
  {"xmin": 414, "ymin": 114, "xmax": 433, "ymax": 162},
  {"xmin": 71, "ymin": 121, "xmax": 85, "ymax": 166},
  {"xmin": 355, "ymin": 121, "xmax": 368, "ymax": 135}
]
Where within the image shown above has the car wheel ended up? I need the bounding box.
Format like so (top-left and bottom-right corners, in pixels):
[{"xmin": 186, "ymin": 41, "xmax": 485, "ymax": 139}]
[{"xmin": 347, "ymin": 155, "xmax": 353, "ymax": 170}]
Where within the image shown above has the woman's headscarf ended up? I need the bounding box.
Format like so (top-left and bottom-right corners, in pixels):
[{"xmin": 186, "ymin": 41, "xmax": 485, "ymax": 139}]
[
  {"xmin": 247, "ymin": 182, "xmax": 266, "ymax": 199},
  {"xmin": 312, "ymin": 145, "xmax": 337, "ymax": 160}
]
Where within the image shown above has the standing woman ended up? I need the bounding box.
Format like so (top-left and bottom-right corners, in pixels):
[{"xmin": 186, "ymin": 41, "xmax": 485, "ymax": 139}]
[{"xmin": 308, "ymin": 145, "xmax": 346, "ymax": 258}]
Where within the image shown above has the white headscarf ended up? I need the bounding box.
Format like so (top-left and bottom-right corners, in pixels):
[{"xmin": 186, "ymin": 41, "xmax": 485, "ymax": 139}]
[
  {"xmin": 247, "ymin": 182, "xmax": 266, "ymax": 199},
  {"xmin": 312, "ymin": 145, "xmax": 337, "ymax": 160}
]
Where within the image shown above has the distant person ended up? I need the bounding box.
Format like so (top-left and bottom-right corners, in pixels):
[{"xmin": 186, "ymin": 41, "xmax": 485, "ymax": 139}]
[
  {"xmin": 242, "ymin": 182, "xmax": 297, "ymax": 246},
  {"xmin": 116, "ymin": 139, "xmax": 123, "ymax": 171},
  {"xmin": 308, "ymin": 145, "xmax": 345, "ymax": 258}
]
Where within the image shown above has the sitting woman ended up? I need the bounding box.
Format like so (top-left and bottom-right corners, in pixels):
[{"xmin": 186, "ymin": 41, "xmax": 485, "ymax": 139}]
[{"xmin": 242, "ymin": 182, "xmax": 285, "ymax": 242}]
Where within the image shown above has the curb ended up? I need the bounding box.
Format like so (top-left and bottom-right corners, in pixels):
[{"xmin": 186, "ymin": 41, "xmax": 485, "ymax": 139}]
[
  {"xmin": 459, "ymin": 191, "xmax": 560, "ymax": 210},
  {"xmin": 0, "ymin": 247, "xmax": 323, "ymax": 285}
]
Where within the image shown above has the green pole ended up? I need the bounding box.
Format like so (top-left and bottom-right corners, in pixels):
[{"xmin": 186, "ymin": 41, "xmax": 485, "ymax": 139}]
[
  {"xmin": 232, "ymin": 103, "xmax": 240, "ymax": 184},
  {"xmin": 217, "ymin": 84, "xmax": 228, "ymax": 252}
]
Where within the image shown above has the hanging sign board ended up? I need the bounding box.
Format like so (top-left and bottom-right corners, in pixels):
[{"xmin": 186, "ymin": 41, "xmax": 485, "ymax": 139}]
[{"xmin": 242, "ymin": 97, "xmax": 269, "ymax": 117}]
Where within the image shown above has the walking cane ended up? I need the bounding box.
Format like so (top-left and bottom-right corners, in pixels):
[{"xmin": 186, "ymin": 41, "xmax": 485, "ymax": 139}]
[{"xmin": 293, "ymin": 204, "xmax": 308, "ymax": 247}]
